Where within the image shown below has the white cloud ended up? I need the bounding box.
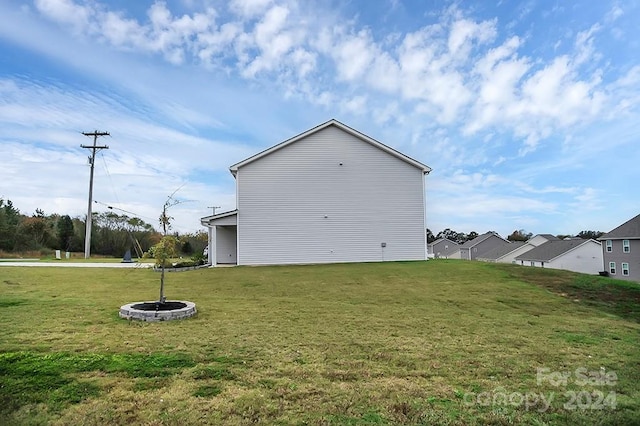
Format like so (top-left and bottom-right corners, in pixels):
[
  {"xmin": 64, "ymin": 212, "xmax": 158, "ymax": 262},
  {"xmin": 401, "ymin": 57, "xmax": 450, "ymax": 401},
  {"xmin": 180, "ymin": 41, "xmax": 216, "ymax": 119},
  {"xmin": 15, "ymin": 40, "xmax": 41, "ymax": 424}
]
[
  {"xmin": 447, "ymin": 18, "xmax": 496, "ymax": 59},
  {"xmin": 333, "ymin": 30, "xmax": 376, "ymax": 81},
  {"xmin": 34, "ymin": 0, "xmax": 93, "ymax": 33},
  {"xmin": 230, "ymin": 0, "xmax": 273, "ymax": 19},
  {"xmin": 605, "ymin": 4, "xmax": 624, "ymax": 23}
]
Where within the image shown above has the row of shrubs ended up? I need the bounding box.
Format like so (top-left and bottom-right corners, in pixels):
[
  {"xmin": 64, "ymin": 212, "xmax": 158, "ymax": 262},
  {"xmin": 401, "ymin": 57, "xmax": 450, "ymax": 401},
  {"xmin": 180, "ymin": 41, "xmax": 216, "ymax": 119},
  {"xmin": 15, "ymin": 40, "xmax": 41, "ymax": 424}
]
[{"xmin": 155, "ymin": 253, "xmax": 208, "ymax": 269}]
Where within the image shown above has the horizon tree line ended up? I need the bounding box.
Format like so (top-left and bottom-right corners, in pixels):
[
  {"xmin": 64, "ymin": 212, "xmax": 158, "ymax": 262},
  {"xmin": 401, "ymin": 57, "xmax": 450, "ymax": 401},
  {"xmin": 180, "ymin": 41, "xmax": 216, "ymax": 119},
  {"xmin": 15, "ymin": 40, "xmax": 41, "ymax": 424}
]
[{"xmin": 0, "ymin": 198, "xmax": 206, "ymax": 258}]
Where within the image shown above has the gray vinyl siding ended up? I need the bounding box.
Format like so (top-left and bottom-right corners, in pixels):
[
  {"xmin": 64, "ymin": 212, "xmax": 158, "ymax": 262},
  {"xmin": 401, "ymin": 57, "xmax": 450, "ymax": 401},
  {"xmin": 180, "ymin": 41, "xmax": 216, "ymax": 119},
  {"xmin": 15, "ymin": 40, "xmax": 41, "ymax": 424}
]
[
  {"xmin": 471, "ymin": 236, "xmax": 507, "ymax": 260},
  {"xmin": 236, "ymin": 125, "xmax": 426, "ymax": 265},
  {"xmin": 603, "ymin": 239, "xmax": 640, "ymax": 282},
  {"xmin": 430, "ymin": 239, "xmax": 459, "ymax": 258}
]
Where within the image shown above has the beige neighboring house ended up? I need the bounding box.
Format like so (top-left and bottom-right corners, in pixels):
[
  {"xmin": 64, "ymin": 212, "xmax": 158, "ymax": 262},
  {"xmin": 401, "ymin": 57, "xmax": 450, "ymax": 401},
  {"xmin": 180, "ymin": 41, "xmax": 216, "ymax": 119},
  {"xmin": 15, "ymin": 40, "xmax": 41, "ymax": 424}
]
[
  {"xmin": 428, "ymin": 238, "xmax": 460, "ymax": 259},
  {"xmin": 514, "ymin": 239, "xmax": 603, "ymax": 275},
  {"xmin": 201, "ymin": 119, "xmax": 431, "ymax": 266}
]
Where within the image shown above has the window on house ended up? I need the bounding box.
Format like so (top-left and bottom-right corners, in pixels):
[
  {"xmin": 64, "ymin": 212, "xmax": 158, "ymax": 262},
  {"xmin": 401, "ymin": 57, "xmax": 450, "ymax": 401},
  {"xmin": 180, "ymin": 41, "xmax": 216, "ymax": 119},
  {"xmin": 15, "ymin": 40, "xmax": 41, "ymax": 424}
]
[
  {"xmin": 609, "ymin": 262, "xmax": 616, "ymax": 275},
  {"xmin": 622, "ymin": 263, "xmax": 629, "ymax": 276},
  {"xmin": 623, "ymin": 240, "xmax": 630, "ymax": 253},
  {"xmin": 530, "ymin": 261, "xmax": 535, "ymax": 266},
  {"xmin": 606, "ymin": 240, "xmax": 612, "ymax": 252}
]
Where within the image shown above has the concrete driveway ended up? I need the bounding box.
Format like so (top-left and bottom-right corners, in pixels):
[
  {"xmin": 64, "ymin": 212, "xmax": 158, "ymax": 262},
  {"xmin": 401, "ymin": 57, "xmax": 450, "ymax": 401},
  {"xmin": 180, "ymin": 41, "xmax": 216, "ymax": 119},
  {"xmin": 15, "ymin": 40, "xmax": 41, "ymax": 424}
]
[{"xmin": 0, "ymin": 261, "xmax": 154, "ymax": 268}]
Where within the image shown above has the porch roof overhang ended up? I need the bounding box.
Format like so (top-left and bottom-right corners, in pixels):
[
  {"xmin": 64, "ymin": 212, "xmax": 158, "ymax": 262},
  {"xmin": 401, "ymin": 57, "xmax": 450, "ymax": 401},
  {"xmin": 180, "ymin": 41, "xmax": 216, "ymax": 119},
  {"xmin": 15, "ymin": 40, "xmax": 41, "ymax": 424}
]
[{"xmin": 200, "ymin": 210, "xmax": 238, "ymax": 227}]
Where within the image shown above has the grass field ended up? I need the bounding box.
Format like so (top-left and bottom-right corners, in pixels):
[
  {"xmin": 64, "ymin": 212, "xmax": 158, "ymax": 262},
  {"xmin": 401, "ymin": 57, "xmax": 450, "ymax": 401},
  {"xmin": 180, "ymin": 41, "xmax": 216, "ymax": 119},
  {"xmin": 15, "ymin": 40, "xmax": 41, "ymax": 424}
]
[{"xmin": 1, "ymin": 260, "xmax": 639, "ymax": 425}]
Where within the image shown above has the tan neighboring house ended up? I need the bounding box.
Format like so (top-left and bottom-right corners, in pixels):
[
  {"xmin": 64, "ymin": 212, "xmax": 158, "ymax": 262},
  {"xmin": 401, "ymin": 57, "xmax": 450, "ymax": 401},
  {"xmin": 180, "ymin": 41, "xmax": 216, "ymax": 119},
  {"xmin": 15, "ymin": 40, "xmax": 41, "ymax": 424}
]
[{"xmin": 599, "ymin": 213, "xmax": 640, "ymax": 282}]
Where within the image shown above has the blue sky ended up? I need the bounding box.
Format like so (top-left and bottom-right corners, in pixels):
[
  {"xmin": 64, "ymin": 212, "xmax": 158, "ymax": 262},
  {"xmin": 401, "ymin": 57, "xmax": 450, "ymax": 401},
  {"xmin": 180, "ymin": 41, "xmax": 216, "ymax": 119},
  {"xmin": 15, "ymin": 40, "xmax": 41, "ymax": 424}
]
[{"xmin": 1, "ymin": 0, "xmax": 638, "ymax": 236}]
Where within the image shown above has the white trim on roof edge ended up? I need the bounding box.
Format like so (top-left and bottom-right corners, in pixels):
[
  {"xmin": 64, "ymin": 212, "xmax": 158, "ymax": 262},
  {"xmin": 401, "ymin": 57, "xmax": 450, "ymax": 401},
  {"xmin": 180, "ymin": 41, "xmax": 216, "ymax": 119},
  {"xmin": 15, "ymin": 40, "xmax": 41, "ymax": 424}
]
[{"xmin": 229, "ymin": 119, "xmax": 432, "ymax": 176}]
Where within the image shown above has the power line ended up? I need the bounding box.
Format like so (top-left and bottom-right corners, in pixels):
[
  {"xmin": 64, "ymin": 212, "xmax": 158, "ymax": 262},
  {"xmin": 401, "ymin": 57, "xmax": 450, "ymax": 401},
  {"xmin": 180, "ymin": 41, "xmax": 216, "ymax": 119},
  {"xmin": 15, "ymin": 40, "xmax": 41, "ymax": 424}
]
[
  {"xmin": 81, "ymin": 130, "xmax": 110, "ymax": 259},
  {"xmin": 100, "ymin": 151, "xmax": 121, "ymax": 207}
]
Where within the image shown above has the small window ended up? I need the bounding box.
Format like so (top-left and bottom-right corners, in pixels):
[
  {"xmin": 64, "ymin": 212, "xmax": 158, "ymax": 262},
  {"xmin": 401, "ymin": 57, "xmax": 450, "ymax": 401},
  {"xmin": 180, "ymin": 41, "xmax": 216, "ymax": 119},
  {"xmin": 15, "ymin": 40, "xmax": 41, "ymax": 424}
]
[
  {"xmin": 622, "ymin": 263, "xmax": 629, "ymax": 276},
  {"xmin": 623, "ymin": 240, "xmax": 630, "ymax": 253},
  {"xmin": 473, "ymin": 247, "xmax": 478, "ymax": 252},
  {"xmin": 530, "ymin": 261, "xmax": 535, "ymax": 266},
  {"xmin": 609, "ymin": 262, "xmax": 616, "ymax": 275},
  {"xmin": 606, "ymin": 240, "xmax": 612, "ymax": 252}
]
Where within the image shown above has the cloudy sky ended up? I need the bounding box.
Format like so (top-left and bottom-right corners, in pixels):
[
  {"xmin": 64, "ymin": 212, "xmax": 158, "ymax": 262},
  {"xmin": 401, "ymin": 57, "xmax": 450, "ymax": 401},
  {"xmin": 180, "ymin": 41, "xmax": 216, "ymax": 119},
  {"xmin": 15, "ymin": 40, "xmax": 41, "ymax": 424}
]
[{"xmin": 1, "ymin": 0, "xmax": 638, "ymax": 237}]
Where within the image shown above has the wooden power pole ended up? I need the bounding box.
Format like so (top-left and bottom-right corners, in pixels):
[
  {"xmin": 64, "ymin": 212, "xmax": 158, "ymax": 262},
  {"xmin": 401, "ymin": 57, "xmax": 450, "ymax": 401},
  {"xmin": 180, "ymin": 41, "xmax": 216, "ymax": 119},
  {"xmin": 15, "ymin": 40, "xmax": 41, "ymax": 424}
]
[{"xmin": 81, "ymin": 131, "xmax": 110, "ymax": 259}]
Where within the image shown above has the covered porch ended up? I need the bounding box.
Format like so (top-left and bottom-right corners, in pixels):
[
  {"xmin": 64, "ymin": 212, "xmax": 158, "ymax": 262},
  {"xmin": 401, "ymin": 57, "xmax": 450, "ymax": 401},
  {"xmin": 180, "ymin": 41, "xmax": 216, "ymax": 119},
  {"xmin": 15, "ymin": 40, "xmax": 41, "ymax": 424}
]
[{"xmin": 200, "ymin": 210, "xmax": 237, "ymax": 266}]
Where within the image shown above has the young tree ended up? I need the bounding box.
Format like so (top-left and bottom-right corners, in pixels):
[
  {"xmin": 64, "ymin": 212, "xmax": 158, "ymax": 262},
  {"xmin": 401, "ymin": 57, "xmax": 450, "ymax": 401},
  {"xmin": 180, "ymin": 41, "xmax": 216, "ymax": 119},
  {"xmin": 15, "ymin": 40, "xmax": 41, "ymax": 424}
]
[{"xmin": 153, "ymin": 194, "xmax": 185, "ymax": 303}]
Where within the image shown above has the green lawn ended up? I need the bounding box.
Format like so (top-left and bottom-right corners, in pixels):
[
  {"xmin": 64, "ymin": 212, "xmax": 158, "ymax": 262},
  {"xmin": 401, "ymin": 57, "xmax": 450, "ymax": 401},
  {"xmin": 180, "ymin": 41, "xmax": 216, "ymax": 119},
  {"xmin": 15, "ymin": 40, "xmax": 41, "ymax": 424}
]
[{"xmin": 0, "ymin": 260, "xmax": 638, "ymax": 425}]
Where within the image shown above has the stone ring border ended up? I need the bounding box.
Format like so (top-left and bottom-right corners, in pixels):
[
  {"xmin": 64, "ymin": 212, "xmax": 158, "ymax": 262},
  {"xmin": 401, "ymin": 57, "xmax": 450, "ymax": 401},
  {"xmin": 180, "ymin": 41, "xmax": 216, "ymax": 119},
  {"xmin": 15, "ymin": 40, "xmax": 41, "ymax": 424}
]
[{"xmin": 119, "ymin": 300, "xmax": 197, "ymax": 322}]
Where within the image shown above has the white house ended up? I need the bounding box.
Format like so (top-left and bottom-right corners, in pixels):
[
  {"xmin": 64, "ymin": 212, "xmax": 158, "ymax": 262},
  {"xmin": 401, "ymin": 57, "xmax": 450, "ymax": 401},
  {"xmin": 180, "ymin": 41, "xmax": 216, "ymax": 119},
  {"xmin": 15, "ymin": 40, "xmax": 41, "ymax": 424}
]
[
  {"xmin": 201, "ymin": 119, "xmax": 431, "ymax": 266},
  {"xmin": 514, "ymin": 239, "xmax": 603, "ymax": 275}
]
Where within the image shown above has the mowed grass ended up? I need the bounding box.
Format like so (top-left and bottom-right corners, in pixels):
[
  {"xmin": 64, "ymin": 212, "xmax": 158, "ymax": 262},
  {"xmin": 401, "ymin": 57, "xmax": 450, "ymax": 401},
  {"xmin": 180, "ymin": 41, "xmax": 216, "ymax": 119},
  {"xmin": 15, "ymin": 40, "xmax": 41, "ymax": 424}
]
[{"xmin": 0, "ymin": 260, "xmax": 638, "ymax": 425}]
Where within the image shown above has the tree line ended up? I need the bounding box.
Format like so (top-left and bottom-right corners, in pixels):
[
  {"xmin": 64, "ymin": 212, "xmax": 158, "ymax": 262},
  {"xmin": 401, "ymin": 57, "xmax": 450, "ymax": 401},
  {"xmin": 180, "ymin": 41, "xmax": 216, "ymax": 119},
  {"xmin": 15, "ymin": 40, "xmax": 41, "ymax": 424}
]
[
  {"xmin": 0, "ymin": 198, "xmax": 206, "ymax": 258},
  {"xmin": 427, "ymin": 228, "xmax": 604, "ymax": 244}
]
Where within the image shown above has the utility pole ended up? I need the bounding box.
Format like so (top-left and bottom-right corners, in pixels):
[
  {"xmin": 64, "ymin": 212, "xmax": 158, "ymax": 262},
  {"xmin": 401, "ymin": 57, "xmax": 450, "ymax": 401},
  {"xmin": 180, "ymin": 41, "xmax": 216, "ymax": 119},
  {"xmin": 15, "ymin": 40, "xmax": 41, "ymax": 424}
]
[
  {"xmin": 81, "ymin": 131, "xmax": 110, "ymax": 259},
  {"xmin": 208, "ymin": 206, "xmax": 221, "ymax": 215}
]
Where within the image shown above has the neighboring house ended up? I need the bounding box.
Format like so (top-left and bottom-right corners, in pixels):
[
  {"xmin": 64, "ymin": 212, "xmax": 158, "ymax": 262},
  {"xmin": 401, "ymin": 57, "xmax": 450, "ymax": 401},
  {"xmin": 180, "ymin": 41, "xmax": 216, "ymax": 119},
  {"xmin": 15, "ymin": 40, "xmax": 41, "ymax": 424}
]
[
  {"xmin": 527, "ymin": 234, "xmax": 560, "ymax": 247},
  {"xmin": 428, "ymin": 238, "xmax": 460, "ymax": 259},
  {"xmin": 201, "ymin": 119, "xmax": 432, "ymax": 266},
  {"xmin": 599, "ymin": 213, "xmax": 640, "ymax": 282},
  {"xmin": 459, "ymin": 232, "xmax": 509, "ymax": 260},
  {"xmin": 514, "ymin": 239, "xmax": 603, "ymax": 275},
  {"xmin": 477, "ymin": 241, "xmax": 531, "ymax": 263}
]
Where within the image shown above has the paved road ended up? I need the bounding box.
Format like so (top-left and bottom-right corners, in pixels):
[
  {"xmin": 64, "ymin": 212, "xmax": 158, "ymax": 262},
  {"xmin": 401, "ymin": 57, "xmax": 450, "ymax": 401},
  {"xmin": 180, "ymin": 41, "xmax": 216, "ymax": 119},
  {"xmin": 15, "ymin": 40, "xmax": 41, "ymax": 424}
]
[{"xmin": 0, "ymin": 261, "xmax": 154, "ymax": 268}]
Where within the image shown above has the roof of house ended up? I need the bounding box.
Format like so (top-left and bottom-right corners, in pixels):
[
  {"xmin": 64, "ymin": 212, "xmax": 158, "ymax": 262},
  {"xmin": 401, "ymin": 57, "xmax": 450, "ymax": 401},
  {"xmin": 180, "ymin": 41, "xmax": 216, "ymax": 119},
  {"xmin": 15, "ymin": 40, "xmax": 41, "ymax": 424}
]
[
  {"xmin": 478, "ymin": 241, "xmax": 526, "ymax": 260},
  {"xmin": 200, "ymin": 209, "xmax": 238, "ymax": 226},
  {"xmin": 228, "ymin": 119, "xmax": 432, "ymax": 176},
  {"xmin": 429, "ymin": 238, "xmax": 459, "ymax": 247},
  {"xmin": 599, "ymin": 213, "xmax": 640, "ymax": 240},
  {"xmin": 460, "ymin": 232, "xmax": 506, "ymax": 248},
  {"xmin": 535, "ymin": 234, "xmax": 560, "ymax": 241},
  {"xmin": 515, "ymin": 239, "xmax": 600, "ymax": 262}
]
